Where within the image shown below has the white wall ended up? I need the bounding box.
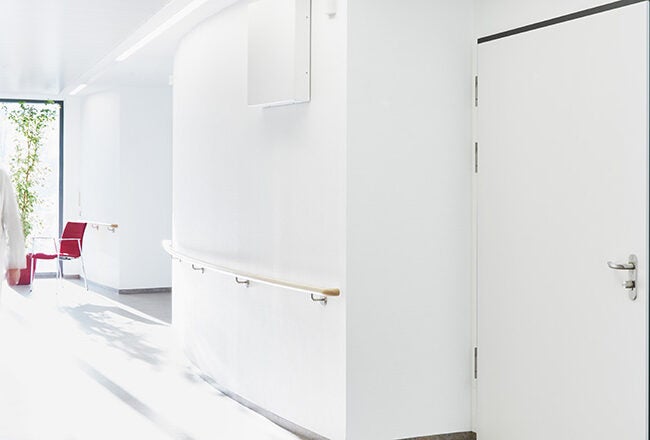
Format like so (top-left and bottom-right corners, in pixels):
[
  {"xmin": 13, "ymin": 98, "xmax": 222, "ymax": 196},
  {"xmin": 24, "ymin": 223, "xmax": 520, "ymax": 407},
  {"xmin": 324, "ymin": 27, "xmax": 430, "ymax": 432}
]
[
  {"xmin": 172, "ymin": 1, "xmax": 476, "ymax": 438},
  {"xmin": 79, "ymin": 91, "xmax": 122, "ymax": 288},
  {"xmin": 172, "ymin": 1, "xmax": 347, "ymax": 438},
  {"xmin": 346, "ymin": 1, "xmax": 474, "ymax": 438},
  {"xmin": 63, "ymin": 97, "xmax": 82, "ymax": 223},
  {"xmin": 475, "ymin": 0, "xmax": 614, "ymax": 36},
  {"xmin": 119, "ymin": 88, "xmax": 173, "ymax": 289},
  {"xmin": 74, "ymin": 87, "xmax": 172, "ymax": 290}
]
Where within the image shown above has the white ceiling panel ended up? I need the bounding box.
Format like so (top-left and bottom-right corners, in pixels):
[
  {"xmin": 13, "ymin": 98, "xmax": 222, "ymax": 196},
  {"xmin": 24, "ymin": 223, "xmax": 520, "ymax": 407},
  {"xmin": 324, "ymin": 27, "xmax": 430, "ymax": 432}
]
[{"xmin": 0, "ymin": 0, "xmax": 171, "ymax": 95}]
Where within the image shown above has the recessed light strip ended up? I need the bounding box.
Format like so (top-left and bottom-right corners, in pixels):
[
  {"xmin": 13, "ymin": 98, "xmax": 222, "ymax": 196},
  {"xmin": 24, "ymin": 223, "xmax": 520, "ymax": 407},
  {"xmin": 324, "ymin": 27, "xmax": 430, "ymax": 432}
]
[
  {"xmin": 116, "ymin": 0, "xmax": 209, "ymax": 62},
  {"xmin": 69, "ymin": 84, "xmax": 88, "ymax": 96}
]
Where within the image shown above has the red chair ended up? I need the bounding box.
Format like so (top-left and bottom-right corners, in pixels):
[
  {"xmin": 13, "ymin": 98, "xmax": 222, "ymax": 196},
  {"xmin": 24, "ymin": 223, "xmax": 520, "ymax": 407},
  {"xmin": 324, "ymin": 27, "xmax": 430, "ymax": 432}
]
[{"xmin": 31, "ymin": 221, "xmax": 88, "ymax": 291}]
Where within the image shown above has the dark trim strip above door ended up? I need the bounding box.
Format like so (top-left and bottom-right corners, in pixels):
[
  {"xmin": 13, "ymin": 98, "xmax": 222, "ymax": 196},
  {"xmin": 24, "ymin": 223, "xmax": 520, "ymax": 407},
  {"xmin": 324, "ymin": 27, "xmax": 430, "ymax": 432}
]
[{"xmin": 478, "ymin": 0, "xmax": 648, "ymax": 44}]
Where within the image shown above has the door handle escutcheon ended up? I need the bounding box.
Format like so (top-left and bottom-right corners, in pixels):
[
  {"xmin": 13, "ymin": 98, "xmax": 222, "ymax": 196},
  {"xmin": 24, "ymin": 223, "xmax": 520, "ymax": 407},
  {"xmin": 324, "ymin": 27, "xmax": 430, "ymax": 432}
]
[{"xmin": 607, "ymin": 255, "xmax": 637, "ymax": 301}]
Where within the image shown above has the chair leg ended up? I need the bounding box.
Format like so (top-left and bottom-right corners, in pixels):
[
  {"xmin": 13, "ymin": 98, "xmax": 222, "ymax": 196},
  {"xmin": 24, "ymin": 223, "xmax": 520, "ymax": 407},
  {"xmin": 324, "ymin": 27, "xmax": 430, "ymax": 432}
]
[
  {"xmin": 30, "ymin": 257, "xmax": 35, "ymax": 292},
  {"xmin": 79, "ymin": 254, "xmax": 88, "ymax": 291},
  {"xmin": 56, "ymin": 257, "xmax": 62, "ymax": 292}
]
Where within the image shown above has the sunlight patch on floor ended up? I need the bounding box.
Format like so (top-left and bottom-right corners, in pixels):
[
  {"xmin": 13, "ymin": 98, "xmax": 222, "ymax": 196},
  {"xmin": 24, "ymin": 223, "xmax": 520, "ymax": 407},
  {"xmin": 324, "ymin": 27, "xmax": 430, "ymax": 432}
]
[{"xmin": 0, "ymin": 279, "xmax": 300, "ymax": 440}]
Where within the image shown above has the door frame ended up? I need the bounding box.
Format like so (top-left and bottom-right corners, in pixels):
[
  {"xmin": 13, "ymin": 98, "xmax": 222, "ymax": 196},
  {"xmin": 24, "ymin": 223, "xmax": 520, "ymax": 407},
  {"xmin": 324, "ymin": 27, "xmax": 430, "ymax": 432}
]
[{"xmin": 471, "ymin": 0, "xmax": 650, "ymax": 432}]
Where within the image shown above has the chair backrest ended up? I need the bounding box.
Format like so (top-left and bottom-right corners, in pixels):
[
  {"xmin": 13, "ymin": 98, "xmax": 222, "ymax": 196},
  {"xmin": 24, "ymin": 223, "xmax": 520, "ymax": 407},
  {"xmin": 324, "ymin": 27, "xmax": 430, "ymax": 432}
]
[{"xmin": 60, "ymin": 222, "xmax": 88, "ymax": 257}]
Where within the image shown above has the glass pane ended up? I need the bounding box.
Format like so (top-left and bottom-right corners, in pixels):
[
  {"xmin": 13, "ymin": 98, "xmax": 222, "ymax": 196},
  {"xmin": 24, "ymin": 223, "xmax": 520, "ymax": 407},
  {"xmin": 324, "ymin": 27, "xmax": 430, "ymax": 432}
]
[{"xmin": 0, "ymin": 101, "xmax": 60, "ymax": 273}]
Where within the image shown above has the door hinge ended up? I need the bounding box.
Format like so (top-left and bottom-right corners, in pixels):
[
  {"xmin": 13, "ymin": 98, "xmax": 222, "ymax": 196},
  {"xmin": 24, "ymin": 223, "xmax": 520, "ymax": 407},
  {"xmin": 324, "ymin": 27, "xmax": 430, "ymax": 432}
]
[
  {"xmin": 474, "ymin": 142, "xmax": 479, "ymax": 174},
  {"xmin": 474, "ymin": 346, "xmax": 478, "ymax": 379},
  {"xmin": 474, "ymin": 75, "xmax": 479, "ymax": 107}
]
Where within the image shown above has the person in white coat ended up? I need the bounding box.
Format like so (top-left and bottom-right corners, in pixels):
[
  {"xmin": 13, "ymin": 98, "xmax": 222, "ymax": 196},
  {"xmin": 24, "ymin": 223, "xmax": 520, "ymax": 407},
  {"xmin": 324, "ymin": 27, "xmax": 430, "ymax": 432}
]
[{"xmin": 0, "ymin": 167, "xmax": 25, "ymax": 286}]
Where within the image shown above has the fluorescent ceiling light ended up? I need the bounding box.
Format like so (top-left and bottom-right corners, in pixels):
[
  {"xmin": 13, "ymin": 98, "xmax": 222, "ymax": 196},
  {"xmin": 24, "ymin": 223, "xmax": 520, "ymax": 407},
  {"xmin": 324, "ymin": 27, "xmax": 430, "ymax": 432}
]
[
  {"xmin": 69, "ymin": 84, "xmax": 87, "ymax": 95},
  {"xmin": 116, "ymin": 0, "xmax": 208, "ymax": 62}
]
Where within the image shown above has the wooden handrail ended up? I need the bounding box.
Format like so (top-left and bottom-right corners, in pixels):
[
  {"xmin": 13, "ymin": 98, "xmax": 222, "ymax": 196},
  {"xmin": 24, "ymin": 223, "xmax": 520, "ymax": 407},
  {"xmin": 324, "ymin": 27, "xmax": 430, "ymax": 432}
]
[{"xmin": 162, "ymin": 240, "xmax": 340, "ymax": 300}]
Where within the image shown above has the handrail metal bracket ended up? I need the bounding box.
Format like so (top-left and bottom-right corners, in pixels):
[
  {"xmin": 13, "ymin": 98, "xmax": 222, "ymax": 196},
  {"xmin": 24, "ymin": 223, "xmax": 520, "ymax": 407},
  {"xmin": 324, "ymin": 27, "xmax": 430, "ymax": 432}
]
[
  {"xmin": 235, "ymin": 277, "xmax": 250, "ymax": 287},
  {"xmin": 85, "ymin": 221, "xmax": 119, "ymax": 232},
  {"xmin": 161, "ymin": 240, "xmax": 340, "ymax": 301},
  {"xmin": 310, "ymin": 293, "xmax": 327, "ymax": 306},
  {"xmin": 191, "ymin": 264, "xmax": 205, "ymax": 274}
]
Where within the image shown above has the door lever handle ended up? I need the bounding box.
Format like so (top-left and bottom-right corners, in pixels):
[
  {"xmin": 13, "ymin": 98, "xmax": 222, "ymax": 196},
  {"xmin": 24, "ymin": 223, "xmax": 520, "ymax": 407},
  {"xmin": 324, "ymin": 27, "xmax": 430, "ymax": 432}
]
[
  {"xmin": 607, "ymin": 261, "xmax": 635, "ymax": 270},
  {"xmin": 607, "ymin": 255, "xmax": 637, "ymax": 301}
]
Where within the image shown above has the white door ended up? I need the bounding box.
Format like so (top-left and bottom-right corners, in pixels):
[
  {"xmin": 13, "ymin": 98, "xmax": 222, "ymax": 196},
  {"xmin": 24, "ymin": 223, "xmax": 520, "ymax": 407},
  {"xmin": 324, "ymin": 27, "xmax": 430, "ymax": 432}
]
[{"xmin": 476, "ymin": 3, "xmax": 648, "ymax": 440}]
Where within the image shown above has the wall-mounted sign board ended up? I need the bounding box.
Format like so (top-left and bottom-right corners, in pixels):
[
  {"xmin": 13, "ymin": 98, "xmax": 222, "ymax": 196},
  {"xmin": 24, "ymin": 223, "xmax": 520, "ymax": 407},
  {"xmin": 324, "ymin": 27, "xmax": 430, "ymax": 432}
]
[{"xmin": 247, "ymin": 0, "xmax": 311, "ymax": 107}]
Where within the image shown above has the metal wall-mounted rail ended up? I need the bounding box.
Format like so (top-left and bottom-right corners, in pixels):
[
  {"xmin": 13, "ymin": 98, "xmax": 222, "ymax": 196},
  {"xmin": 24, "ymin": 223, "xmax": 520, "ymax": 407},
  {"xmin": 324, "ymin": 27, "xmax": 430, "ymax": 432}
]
[
  {"xmin": 162, "ymin": 240, "xmax": 340, "ymax": 305},
  {"xmin": 85, "ymin": 221, "xmax": 119, "ymax": 232}
]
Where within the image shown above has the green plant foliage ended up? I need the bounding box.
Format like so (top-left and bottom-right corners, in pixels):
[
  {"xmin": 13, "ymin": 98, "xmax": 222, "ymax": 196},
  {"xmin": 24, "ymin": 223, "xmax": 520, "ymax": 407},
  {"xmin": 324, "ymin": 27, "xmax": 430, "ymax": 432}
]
[{"xmin": 2, "ymin": 101, "xmax": 58, "ymax": 243}]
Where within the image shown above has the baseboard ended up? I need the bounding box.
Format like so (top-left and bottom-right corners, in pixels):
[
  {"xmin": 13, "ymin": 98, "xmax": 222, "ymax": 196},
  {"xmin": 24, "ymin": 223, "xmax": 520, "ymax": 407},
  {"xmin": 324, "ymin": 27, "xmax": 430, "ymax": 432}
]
[
  {"xmin": 193, "ymin": 359, "xmax": 475, "ymax": 440},
  {"xmin": 35, "ymin": 273, "xmax": 82, "ymax": 280},
  {"xmin": 118, "ymin": 287, "xmax": 171, "ymax": 294},
  {"xmin": 34, "ymin": 272, "xmax": 59, "ymax": 279},
  {"xmin": 82, "ymin": 278, "xmax": 171, "ymax": 295},
  {"xmin": 194, "ymin": 368, "xmax": 328, "ymax": 440},
  {"xmin": 400, "ymin": 432, "xmax": 476, "ymax": 440},
  {"xmin": 33, "ymin": 274, "xmax": 171, "ymax": 297}
]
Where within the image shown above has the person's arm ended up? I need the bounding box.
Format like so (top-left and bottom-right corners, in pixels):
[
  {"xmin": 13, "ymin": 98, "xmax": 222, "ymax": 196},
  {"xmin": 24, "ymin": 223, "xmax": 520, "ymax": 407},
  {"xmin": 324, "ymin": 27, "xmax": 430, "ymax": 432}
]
[{"xmin": 2, "ymin": 171, "xmax": 25, "ymax": 284}]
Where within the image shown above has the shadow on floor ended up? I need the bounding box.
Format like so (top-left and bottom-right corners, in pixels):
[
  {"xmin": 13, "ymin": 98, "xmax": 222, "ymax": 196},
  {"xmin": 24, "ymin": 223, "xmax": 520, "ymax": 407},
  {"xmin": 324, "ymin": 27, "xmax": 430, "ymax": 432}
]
[
  {"xmin": 6, "ymin": 284, "xmax": 32, "ymax": 297},
  {"xmin": 61, "ymin": 303, "xmax": 166, "ymax": 367},
  {"xmin": 77, "ymin": 358, "xmax": 196, "ymax": 440}
]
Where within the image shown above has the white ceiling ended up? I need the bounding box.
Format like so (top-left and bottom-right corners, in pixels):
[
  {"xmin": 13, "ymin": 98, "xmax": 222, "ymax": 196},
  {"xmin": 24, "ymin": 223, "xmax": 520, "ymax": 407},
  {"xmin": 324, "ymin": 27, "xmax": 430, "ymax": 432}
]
[{"xmin": 0, "ymin": 0, "xmax": 238, "ymax": 97}]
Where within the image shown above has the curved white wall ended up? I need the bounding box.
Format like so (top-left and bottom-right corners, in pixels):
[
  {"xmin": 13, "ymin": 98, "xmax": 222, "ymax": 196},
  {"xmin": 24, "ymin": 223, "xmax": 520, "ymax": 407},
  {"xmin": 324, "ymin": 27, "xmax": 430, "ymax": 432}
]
[
  {"xmin": 172, "ymin": 1, "xmax": 347, "ymax": 438},
  {"xmin": 173, "ymin": 1, "xmax": 476, "ymax": 438}
]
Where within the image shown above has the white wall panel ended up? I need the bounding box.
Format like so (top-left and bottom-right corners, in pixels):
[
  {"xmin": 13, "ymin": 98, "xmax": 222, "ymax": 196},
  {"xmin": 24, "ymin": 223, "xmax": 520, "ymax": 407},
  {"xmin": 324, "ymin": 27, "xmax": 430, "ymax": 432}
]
[
  {"xmin": 74, "ymin": 87, "xmax": 172, "ymax": 290},
  {"xmin": 346, "ymin": 1, "xmax": 474, "ymax": 438}
]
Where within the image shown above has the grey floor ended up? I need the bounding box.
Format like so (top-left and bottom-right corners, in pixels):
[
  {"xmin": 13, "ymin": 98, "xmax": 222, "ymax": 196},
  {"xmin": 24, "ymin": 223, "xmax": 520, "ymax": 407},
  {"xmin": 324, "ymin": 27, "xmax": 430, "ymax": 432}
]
[
  {"xmin": 68, "ymin": 278, "xmax": 172, "ymax": 323},
  {"xmin": 0, "ymin": 278, "xmax": 300, "ymax": 440}
]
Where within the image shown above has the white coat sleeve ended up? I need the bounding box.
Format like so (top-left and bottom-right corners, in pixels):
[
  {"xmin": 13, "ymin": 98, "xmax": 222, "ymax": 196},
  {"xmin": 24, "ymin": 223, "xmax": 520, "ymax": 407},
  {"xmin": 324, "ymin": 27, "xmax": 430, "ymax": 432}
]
[{"xmin": 2, "ymin": 171, "xmax": 26, "ymax": 270}]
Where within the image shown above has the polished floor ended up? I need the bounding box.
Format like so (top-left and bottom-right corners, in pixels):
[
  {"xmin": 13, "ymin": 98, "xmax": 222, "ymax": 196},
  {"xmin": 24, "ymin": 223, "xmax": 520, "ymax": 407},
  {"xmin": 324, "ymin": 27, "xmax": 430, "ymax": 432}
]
[{"xmin": 0, "ymin": 279, "xmax": 300, "ymax": 440}]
